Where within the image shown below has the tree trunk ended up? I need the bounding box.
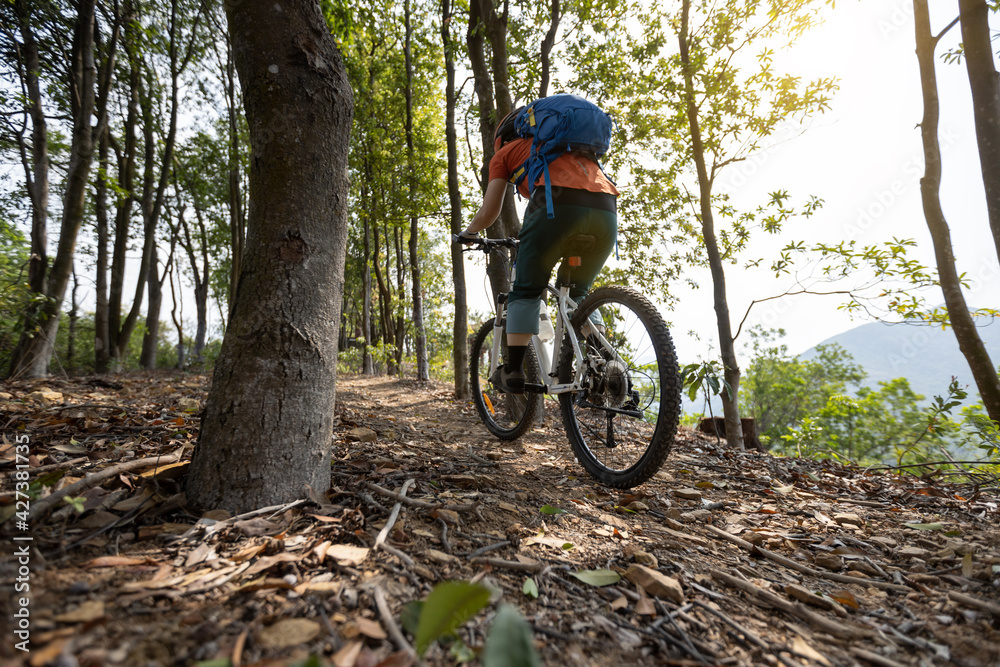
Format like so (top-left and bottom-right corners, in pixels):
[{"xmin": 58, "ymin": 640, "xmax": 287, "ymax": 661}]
[
  {"xmin": 140, "ymin": 244, "xmax": 162, "ymax": 369},
  {"xmin": 95, "ymin": 128, "xmax": 111, "ymax": 373},
  {"xmin": 14, "ymin": 0, "xmax": 49, "ymax": 299},
  {"xmin": 958, "ymin": 0, "xmax": 1000, "ymax": 267},
  {"xmin": 679, "ymin": 0, "xmax": 744, "ymax": 450},
  {"xmin": 404, "ymin": 0, "xmax": 429, "ymax": 381},
  {"xmin": 443, "ymin": 0, "xmax": 469, "ymax": 399},
  {"xmin": 467, "ymin": 0, "xmax": 517, "ymax": 297},
  {"xmin": 914, "ymin": 0, "xmax": 1000, "ymax": 424},
  {"xmin": 362, "ymin": 195, "xmax": 374, "ymax": 375},
  {"xmin": 67, "ymin": 263, "xmax": 79, "ymax": 374},
  {"xmin": 8, "ymin": 0, "xmax": 97, "ymax": 379},
  {"xmin": 225, "ymin": 31, "xmax": 245, "ymax": 319},
  {"xmin": 185, "ymin": 0, "xmax": 353, "ymax": 513},
  {"xmin": 539, "ymin": 0, "xmax": 560, "ymax": 98}
]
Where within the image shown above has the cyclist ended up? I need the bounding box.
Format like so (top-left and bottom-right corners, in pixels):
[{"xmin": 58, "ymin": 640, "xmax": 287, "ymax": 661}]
[{"xmin": 459, "ymin": 109, "xmax": 618, "ymax": 394}]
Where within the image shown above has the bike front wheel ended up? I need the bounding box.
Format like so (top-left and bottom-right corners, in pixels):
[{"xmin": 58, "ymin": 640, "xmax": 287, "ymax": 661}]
[
  {"xmin": 470, "ymin": 319, "xmax": 543, "ymax": 440},
  {"xmin": 558, "ymin": 286, "xmax": 681, "ymax": 488}
]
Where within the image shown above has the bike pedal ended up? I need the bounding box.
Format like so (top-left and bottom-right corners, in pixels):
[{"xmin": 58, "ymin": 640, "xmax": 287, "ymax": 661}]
[{"xmin": 523, "ymin": 383, "xmax": 546, "ymax": 394}]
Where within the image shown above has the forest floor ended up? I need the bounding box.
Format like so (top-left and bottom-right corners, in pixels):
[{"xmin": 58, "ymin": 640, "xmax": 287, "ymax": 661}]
[{"xmin": 1, "ymin": 371, "xmax": 999, "ymax": 667}]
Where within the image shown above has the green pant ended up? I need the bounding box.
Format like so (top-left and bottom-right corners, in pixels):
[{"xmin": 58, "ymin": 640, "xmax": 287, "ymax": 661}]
[{"xmin": 507, "ymin": 203, "xmax": 617, "ymax": 334}]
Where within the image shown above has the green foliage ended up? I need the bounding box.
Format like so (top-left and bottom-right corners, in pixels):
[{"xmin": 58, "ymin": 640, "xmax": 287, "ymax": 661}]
[
  {"xmin": 680, "ymin": 359, "xmax": 732, "ymax": 404},
  {"xmin": 0, "ymin": 212, "xmax": 31, "ymax": 372},
  {"xmin": 414, "ymin": 581, "xmax": 492, "ymax": 656},
  {"xmin": 481, "ymin": 604, "xmax": 542, "ymax": 667},
  {"xmin": 740, "ymin": 327, "xmax": 866, "ymax": 447}
]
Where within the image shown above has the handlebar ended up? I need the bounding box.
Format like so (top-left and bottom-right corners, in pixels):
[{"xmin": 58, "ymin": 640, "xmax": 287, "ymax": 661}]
[{"xmin": 452, "ymin": 234, "xmax": 519, "ymax": 252}]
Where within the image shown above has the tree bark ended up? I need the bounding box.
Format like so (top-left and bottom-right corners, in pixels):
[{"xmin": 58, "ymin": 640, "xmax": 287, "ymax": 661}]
[
  {"xmin": 914, "ymin": 0, "xmax": 1000, "ymax": 424},
  {"xmin": 958, "ymin": 0, "xmax": 1000, "ymax": 267},
  {"xmin": 539, "ymin": 0, "xmax": 560, "ymax": 98},
  {"xmin": 443, "ymin": 0, "xmax": 469, "ymax": 399},
  {"xmin": 185, "ymin": 0, "xmax": 353, "ymax": 513},
  {"xmin": 404, "ymin": 0, "xmax": 429, "ymax": 381},
  {"xmin": 8, "ymin": 0, "xmax": 97, "ymax": 379},
  {"xmin": 467, "ymin": 0, "xmax": 517, "ymax": 297},
  {"xmin": 14, "ymin": 0, "xmax": 49, "ymax": 299},
  {"xmin": 95, "ymin": 128, "xmax": 111, "ymax": 373},
  {"xmin": 679, "ymin": 0, "xmax": 744, "ymax": 449}
]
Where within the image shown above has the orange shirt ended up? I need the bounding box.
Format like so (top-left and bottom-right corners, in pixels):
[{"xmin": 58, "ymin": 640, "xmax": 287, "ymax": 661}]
[{"xmin": 488, "ymin": 138, "xmax": 619, "ymax": 199}]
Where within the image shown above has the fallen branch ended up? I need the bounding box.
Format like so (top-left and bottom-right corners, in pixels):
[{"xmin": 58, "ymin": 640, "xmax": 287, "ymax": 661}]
[
  {"xmin": 470, "ymin": 556, "xmax": 545, "ymax": 573},
  {"xmin": 693, "ymin": 600, "xmax": 767, "ymax": 650},
  {"xmin": 366, "ymin": 482, "xmax": 476, "ymax": 512},
  {"xmin": 704, "ymin": 524, "xmax": 910, "ymax": 594},
  {"xmin": 848, "ymin": 647, "xmax": 910, "ymax": 667},
  {"xmin": 948, "ymin": 590, "xmax": 1000, "ymax": 617},
  {"xmin": 375, "ymin": 479, "xmax": 414, "ymax": 550},
  {"xmin": 375, "ymin": 586, "xmax": 418, "ymax": 663},
  {"xmin": 710, "ymin": 569, "xmax": 874, "ymax": 641},
  {"xmin": 29, "ymin": 447, "xmax": 185, "ymax": 521}
]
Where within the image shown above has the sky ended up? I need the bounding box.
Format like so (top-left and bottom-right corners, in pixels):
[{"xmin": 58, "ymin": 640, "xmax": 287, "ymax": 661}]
[{"xmin": 461, "ymin": 1, "xmax": 999, "ymax": 367}]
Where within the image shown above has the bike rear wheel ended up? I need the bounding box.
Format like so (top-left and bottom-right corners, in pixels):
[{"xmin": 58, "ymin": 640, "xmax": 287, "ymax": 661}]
[
  {"xmin": 558, "ymin": 286, "xmax": 681, "ymax": 488},
  {"xmin": 470, "ymin": 319, "xmax": 543, "ymax": 440}
]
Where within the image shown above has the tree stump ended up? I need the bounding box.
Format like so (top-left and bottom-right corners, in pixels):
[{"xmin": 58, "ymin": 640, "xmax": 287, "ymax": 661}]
[{"xmin": 698, "ymin": 417, "xmax": 766, "ymax": 453}]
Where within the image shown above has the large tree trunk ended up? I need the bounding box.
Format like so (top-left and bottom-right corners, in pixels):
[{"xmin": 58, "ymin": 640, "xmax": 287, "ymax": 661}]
[
  {"xmin": 95, "ymin": 129, "xmax": 111, "ymax": 373},
  {"xmin": 224, "ymin": 32, "xmax": 245, "ymax": 319},
  {"xmin": 958, "ymin": 0, "xmax": 1000, "ymax": 267},
  {"xmin": 678, "ymin": 0, "xmax": 744, "ymax": 450},
  {"xmin": 8, "ymin": 0, "xmax": 97, "ymax": 379},
  {"xmin": 914, "ymin": 0, "xmax": 1000, "ymax": 424},
  {"xmin": 14, "ymin": 0, "xmax": 49, "ymax": 300},
  {"xmin": 185, "ymin": 0, "xmax": 353, "ymax": 513},
  {"xmin": 467, "ymin": 0, "xmax": 517, "ymax": 297},
  {"xmin": 404, "ymin": 0, "xmax": 429, "ymax": 381},
  {"xmin": 443, "ymin": 0, "xmax": 469, "ymax": 399}
]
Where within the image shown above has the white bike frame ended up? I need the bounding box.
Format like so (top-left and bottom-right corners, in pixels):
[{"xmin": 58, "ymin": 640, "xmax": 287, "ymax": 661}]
[{"xmin": 487, "ymin": 267, "xmax": 616, "ymax": 396}]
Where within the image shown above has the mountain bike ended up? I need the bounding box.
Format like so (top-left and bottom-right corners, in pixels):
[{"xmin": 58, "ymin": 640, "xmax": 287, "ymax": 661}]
[{"xmin": 456, "ymin": 234, "xmax": 682, "ymax": 488}]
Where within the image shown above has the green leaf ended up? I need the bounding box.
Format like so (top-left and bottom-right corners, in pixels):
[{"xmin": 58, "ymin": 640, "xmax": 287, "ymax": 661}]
[
  {"xmin": 288, "ymin": 656, "xmax": 324, "ymax": 667},
  {"xmin": 904, "ymin": 522, "xmax": 946, "ymax": 531},
  {"xmin": 415, "ymin": 581, "xmax": 491, "ymax": 656},
  {"xmin": 561, "ymin": 543, "xmax": 575, "ymax": 550},
  {"xmin": 539, "ymin": 504, "xmax": 565, "ymax": 515},
  {"xmin": 481, "ymin": 604, "xmax": 541, "ymax": 667},
  {"xmin": 522, "ymin": 577, "xmax": 538, "ymax": 599},
  {"xmin": 570, "ymin": 569, "xmax": 621, "ymax": 587},
  {"xmin": 400, "ymin": 600, "xmax": 423, "ymax": 636},
  {"xmin": 195, "ymin": 661, "xmax": 233, "ymax": 667}
]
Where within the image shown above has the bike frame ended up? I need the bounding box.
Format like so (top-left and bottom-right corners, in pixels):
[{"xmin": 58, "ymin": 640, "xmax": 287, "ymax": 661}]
[{"xmin": 487, "ymin": 264, "xmax": 617, "ymax": 396}]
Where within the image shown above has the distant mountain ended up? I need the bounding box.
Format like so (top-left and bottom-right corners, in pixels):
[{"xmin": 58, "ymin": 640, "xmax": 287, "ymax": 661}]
[{"xmin": 800, "ymin": 318, "xmax": 1000, "ymax": 404}]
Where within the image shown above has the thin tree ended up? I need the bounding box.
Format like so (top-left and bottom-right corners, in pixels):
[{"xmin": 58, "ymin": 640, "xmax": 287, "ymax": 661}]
[
  {"xmin": 958, "ymin": 0, "xmax": 1000, "ymax": 268},
  {"xmin": 443, "ymin": 0, "xmax": 469, "ymax": 399},
  {"xmin": 404, "ymin": 0, "xmax": 429, "ymax": 381},
  {"xmin": 185, "ymin": 0, "xmax": 353, "ymax": 512},
  {"xmin": 913, "ymin": 0, "xmax": 1000, "ymax": 423}
]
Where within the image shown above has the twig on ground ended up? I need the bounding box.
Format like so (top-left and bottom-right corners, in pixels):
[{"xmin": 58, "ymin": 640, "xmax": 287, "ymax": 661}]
[
  {"xmin": 470, "ymin": 556, "xmax": 544, "ymax": 573},
  {"xmin": 948, "ymin": 590, "xmax": 1000, "ymax": 617},
  {"xmin": 29, "ymin": 446, "xmax": 185, "ymax": 520},
  {"xmin": 366, "ymin": 482, "xmax": 476, "ymax": 512},
  {"xmin": 710, "ymin": 569, "xmax": 874, "ymax": 641},
  {"xmin": 704, "ymin": 524, "xmax": 910, "ymax": 594},
  {"xmin": 437, "ymin": 516, "xmax": 452, "ymax": 554},
  {"xmin": 693, "ymin": 600, "xmax": 767, "ymax": 650},
  {"xmin": 848, "ymin": 647, "xmax": 912, "ymax": 667},
  {"xmin": 375, "ymin": 586, "xmax": 418, "ymax": 663},
  {"xmin": 375, "ymin": 479, "xmax": 414, "ymax": 550},
  {"xmin": 467, "ymin": 541, "xmax": 509, "ymax": 559},
  {"xmin": 24, "ymin": 456, "xmax": 88, "ymax": 474}
]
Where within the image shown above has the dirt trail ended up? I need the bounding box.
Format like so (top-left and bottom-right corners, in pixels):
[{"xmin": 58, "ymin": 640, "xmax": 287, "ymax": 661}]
[{"xmin": 1, "ymin": 372, "xmax": 998, "ymax": 666}]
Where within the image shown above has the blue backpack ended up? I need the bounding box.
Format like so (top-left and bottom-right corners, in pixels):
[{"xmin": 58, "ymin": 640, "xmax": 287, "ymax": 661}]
[{"xmin": 501, "ymin": 94, "xmax": 614, "ymax": 218}]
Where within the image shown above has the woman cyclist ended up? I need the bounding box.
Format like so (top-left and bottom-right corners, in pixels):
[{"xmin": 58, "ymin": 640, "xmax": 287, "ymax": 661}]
[{"xmin": 458, "ymin": 108, "xmax": 619, "ymax": 394}]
